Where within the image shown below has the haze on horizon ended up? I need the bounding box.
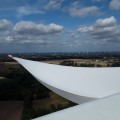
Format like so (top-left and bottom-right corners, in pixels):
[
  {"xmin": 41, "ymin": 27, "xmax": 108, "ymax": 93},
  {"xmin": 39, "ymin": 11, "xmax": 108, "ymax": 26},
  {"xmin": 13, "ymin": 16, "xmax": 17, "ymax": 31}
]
[{"xmin": 0, "ymin": 0, "xmax": 120, "ymax": 53}]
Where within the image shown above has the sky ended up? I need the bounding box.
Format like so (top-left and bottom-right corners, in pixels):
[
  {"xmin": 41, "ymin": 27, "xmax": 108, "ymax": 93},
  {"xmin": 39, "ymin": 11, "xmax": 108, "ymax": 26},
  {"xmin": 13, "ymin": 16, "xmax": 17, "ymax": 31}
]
[{"xmin": 0, "ymin": 0, "xmax": 120, "ymax": 53}]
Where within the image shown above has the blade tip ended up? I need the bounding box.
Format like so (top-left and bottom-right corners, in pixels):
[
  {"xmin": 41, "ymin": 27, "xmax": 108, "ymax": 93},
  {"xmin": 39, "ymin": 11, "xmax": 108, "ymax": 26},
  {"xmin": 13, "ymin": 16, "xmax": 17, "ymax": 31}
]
[{"xmin": 8, "ymin": 54, "xmax": 14, "ymax": 58}]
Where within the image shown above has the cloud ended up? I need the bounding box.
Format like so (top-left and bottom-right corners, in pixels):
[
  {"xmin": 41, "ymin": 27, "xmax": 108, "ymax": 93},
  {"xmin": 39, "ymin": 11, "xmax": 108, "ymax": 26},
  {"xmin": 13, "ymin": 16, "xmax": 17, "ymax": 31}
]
[
  {"xmin": 0, "ymin": 19, "xmax": 12, "ymax": 31},
  {"xmin": 78, "ymin": 16, "xmax": 120, "ymax": 42},
  {"xmin": 109, "ymin": 0, "xmax": 120, "ymax": 10},
  {"xmin": 0, "ymin": 19, "xmax": 65, "ymax": 46},
  {"xmin": 44, "ymin": 0, "xmax": 64, "ymax": 10},
  {"xmin": 17, "ymin": 6, "xmax": 44, "ymax": 17},
  {"xmin": 14, "ymin": 21, "xmax": 38, "ymax": 35},
  {"xmin": 14, "ymin": 21, "xmax": 64, "ymax": 35},
  {"xmin": 5, "ymin": 36, "xmax": 14, "ymax": 42},
  {"xmin": 95, "ymin": 16, "xmax": 116, "ymax": 27},
  {"xmin": 78, "ymin": 26, "xmax": 94, "ymax": 32},
  {"xmin": 69, "ymin": 6, "xmax": 101, "ymax": 17}
]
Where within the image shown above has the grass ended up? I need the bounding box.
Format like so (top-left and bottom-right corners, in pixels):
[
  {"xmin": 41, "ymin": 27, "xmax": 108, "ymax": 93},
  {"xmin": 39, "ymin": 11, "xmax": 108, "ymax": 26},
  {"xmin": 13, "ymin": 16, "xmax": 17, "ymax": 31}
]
[{"xmin": 32, "ymin": 92, "xmax": 69, "ymax": 110}]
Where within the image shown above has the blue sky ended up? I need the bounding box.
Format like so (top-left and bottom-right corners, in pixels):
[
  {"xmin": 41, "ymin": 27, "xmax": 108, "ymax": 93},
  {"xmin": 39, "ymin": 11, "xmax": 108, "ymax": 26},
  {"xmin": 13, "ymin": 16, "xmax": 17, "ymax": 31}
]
[{"xmin": 0, "ymin": 0, "xmax": 120, "ymax": 53}]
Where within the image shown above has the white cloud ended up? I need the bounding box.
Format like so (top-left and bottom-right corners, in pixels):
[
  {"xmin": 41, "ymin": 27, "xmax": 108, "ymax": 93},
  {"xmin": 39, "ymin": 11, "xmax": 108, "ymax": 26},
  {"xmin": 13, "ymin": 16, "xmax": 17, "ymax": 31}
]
[
  {"xmin": 36, "ymin": 23, "xmax": 64, "ymax": 35},
  {"xmin": 109, "ymin": 0, "xmax": 120, "ymax": 10},
  {"xmin": 78, "ymin": 26, "xmax": 94, "ymax": 32},
  {"xmin": 78, "ymin": 16, "xmax": 120, "ymax": 42},
  {"xmin": 14, "ymin": 21, "xmax": 37, "ymax": 34},
  {"xmin": 71, "ymin": 1, "xmax": 81, "ymax": 8},
  {"xmin": 44, "ymin": 0, "xmax": 64, "ymax": 10},
  {"xmin": 95, "ymin": 16, "xmax": 116, "ymax": 27},
  {"xmin": 69, "ymin": 6, "xmax": 101, "ymax": 17},
  {"xmin": 5, "ymin": 36, "xmax": 14, "ymax": 42},
  {"xmin": 14, "ymin": 21, "xmax": 64, "ymax": 35},
  {"xmin": 0, "ymin": 19, "xmax": 12, "ymax": 31},
  {"xmin": 0, "ymin": 19, "xmax": 65, "ymax": 46},
  {"xmin": 17, "ymin": 6, "xmax": 44, "ymax": 17}
]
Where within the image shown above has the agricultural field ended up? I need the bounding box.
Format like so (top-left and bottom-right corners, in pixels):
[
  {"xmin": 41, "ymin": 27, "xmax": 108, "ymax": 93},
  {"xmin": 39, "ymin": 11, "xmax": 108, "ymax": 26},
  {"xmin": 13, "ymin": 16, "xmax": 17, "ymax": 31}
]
[
  {"xmin": 0, "ymin": 101, "xmax": 23, "ymax": 120},
  {"xmin": 33, "ymin": 92, "xmax": 70, "ymax": 111}
]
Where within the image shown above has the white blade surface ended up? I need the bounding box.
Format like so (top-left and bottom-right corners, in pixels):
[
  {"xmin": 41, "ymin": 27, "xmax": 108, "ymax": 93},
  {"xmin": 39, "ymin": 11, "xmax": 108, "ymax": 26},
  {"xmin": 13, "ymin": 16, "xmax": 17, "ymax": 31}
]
[
  {"xmin": 9, "ymin": 55, "xmax": 120, "ymax": 104},
  {"xmin": 32, "ymin": 93, "xmax": 120, "ymax": 120}
]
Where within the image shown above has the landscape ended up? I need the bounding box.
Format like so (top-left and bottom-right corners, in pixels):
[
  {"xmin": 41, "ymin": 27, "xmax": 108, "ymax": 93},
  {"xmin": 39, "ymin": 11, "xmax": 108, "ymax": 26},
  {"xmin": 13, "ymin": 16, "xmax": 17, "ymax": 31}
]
[
  {"xmin": 0, "ymin": 52, "xmax": 120, "ymax": 120},
  {"xmin": 0, "ymin": 0, "xmax": 120, "ymax": 119}
]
